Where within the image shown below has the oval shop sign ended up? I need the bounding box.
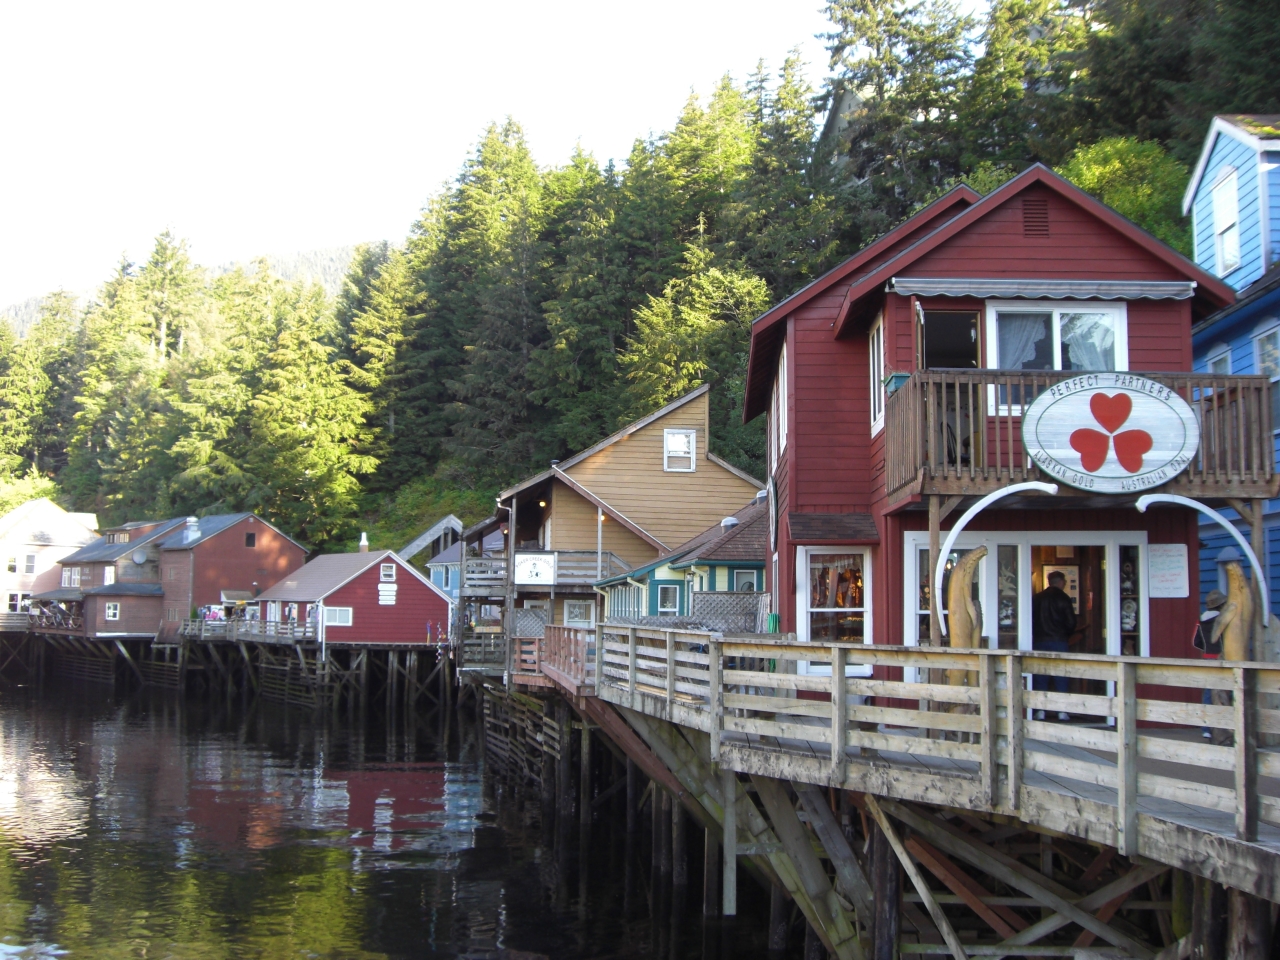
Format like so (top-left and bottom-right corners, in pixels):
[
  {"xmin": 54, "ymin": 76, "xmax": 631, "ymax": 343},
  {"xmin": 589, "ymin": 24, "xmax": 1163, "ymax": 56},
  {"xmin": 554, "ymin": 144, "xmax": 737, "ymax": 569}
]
[{"xmin": 1022, "ymin": 374, "xmax": 1199, "ymax": 494}]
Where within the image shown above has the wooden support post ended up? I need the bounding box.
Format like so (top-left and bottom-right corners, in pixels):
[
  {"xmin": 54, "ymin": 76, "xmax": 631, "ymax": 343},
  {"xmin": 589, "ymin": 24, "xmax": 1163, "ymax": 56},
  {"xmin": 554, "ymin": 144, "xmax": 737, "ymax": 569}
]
[
  {"xmin": 1171, "ymin": 870, "xmax": 1193, "ymax": 941},
  {"xmin": 804, "ymin": 923, "xmax": 825, "ymax": 960},
  {"xmin": 768, "ymin": 883, "xmax": 788, "ymax": 957},
  {"xmin": 1226, "ymin": 888, "xmax": 1271, "ymax": 960},
  {"xmin": 831, "ymin": 645, "xmax": 847, "ymax": 783},
  {"xmin": 1005, "ymin": 653, "xmax": 1022, "ymax": 812},
  {"xmin": 928, "ymin": 495, "xmax": 941, "ymax": 645},
  {"xmin": 721, "ymin": 768, "xmax": 737, "ymax": 917},
  {"xmin": 626, "ymin": 757, "xmax": 638, "ymax": 834},
  {"xmin": 505, "ymin": 497, "xmax": 517, "ymax": 689},
  {"xmin": 557, "ymin": 699, "xmax": 573, "ymax": 820},
  {"xmin": 1234, "ymin": 666, "xmax": 1258, "ymax": 841},
  {"xmin": 672, "ymin": 795, "xmax": 687, "ymax": 887},
  {"xmin": 794, "ymin": 783, "xmax": 874, "ymax": 921},
  {"xmin": 593, "ymin": 623, "xmax": 603, "ymax": 692},
  {"xmin": 665, "ymin": 630, "xmax": 675, "ymax": 707},
  {"xmin": 979, "ymin": 654, "xmax": 996, "ymax": 807},
  {"xmin": 703, "ymin": 826, "xmax": 720, "ymax": 917},
  {"xmin": 1116, "ymin": 659, "xmax": 1138, "ymax": 856},
  {"xmin": 870, "ymin": 814, "xmax": 900, "ymax": 960},
  {"xmin": 708, "ymin": 639, "xmax": 722, "ymax": 760},
  {"xmin": 1191, "ymin": 875, "xmax": 1227, "ymax": 960},
  {"xmin": 580, "ymin": 719, "xmax": 592, "ymax": 829},
  {"xmin": 627, "ymin": 627, "xmax": 638, "ymax": 709},
  {"xmin": 865, "ymin": 795, "xmax": 967, "ymax": 960}
]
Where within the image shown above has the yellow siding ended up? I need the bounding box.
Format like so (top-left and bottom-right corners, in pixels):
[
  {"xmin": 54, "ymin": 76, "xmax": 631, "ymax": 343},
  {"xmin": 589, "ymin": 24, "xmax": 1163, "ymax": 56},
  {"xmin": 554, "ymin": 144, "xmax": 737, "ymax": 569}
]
[
  {"xmin": 549, "ymin": 480, "xmax": 657, "ymax": 569},
  {"xmin": 564, "ymin": 391, "xmax": 761, "ymax": 548}
]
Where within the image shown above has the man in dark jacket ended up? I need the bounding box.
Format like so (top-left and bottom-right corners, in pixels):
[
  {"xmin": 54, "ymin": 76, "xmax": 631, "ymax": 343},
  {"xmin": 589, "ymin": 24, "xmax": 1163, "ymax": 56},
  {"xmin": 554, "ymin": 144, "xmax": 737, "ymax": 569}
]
[{"xmin": 1032, "ymin": 571, "xmax": 1077, "ymax": 720}]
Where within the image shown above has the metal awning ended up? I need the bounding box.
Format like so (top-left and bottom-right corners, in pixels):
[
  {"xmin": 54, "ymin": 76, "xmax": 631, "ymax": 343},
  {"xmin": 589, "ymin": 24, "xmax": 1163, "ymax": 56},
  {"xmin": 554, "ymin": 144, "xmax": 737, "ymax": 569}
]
[{"xmin": 887, "ymin": 278, "xmax": 1197, "ymax": 300}]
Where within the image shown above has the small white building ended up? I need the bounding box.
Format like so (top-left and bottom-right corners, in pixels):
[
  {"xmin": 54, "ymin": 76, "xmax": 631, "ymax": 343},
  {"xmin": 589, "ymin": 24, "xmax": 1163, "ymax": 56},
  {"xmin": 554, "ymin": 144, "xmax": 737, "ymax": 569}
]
[{"xmin": 0, "ymin": 498, "xmax": 97, "ymax": 626}]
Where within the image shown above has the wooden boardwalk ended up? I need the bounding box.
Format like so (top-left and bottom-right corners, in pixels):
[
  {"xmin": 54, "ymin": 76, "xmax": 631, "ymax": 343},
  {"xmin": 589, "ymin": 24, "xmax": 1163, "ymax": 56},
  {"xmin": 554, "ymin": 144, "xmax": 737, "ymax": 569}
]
[{"xmin": 522, "ymin": 622, "xmax": 1280, "ymax": 958}]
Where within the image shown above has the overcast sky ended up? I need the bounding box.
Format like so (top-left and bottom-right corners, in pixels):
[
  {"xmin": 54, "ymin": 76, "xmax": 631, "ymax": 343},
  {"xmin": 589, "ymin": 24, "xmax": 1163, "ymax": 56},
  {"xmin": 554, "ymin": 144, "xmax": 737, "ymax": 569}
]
[{"xmin": 0, "ymin": 1, "xmax": 849, "ymax": 308}]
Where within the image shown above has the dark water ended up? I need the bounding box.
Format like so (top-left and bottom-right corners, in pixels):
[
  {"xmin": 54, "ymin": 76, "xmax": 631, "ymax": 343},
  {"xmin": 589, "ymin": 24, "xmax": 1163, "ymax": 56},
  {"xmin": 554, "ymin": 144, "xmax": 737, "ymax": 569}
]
[{"xmin": 0, "ymin": 679, "xmax": 772, "ymax": 959}]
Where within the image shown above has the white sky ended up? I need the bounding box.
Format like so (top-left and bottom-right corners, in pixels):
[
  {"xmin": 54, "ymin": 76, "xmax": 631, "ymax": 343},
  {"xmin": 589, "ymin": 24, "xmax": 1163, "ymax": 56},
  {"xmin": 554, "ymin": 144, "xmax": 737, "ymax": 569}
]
[{"xmin": 0, "ymin": 0, "xmax": 849, "ymax": 308}]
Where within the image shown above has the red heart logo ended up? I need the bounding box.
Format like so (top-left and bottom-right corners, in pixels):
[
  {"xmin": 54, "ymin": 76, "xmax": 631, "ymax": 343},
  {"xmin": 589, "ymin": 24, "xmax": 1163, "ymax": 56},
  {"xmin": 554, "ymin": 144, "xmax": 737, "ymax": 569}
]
[
  {"xmin": 1070, "ymin": 428, "xmax": 1110, "ymax": 472},
  {"xmin": 1089, "ymin": 393, "xmax": 1132, "ymax": 434},
  {"xmin": 1113, "ymin": 429, "xmax": 1153, "ymax": 473}
]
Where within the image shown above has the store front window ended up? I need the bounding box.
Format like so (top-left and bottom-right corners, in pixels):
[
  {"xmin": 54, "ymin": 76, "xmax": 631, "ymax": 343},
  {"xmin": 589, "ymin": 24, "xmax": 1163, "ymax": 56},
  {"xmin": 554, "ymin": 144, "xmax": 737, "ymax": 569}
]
[{"xmin": 796, "ymin": 549, "xmax": 872, "ymax": 676}]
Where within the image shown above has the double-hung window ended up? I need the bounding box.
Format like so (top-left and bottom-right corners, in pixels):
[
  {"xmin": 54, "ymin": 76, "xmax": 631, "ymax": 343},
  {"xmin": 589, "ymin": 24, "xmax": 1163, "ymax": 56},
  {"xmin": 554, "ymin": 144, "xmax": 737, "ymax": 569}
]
[
  {"xmin": 1205, "ymin": 344, "xmax": 1231, "ymax": 376},
  {"xmin": 770, "ymin": 343, "xmax": 789, "ymax": 469},
  {"xmin": 1213, "ymin": 170, "xmax": 1241, "ymax": 276},
  {"xmin": 869, "ymin": 315, "xmax": 885, "ymax": 434},
  {"xmin": 61, "ymin": 567, "xmax": 80, "ymax": 588},
  {"xmin": 663, "ymin": 429, "xmax": 696, "ymax": 472},
  {"xmin": 23, "ymin": 555, "xmax": 35, "ymax": 575}
]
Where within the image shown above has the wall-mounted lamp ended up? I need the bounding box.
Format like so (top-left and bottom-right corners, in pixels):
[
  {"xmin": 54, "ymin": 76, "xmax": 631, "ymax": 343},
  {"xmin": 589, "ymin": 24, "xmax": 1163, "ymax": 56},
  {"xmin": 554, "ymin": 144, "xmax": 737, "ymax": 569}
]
[{"xmin": 538, "ymin": 500, "xmax": 546, "ymax": 508}]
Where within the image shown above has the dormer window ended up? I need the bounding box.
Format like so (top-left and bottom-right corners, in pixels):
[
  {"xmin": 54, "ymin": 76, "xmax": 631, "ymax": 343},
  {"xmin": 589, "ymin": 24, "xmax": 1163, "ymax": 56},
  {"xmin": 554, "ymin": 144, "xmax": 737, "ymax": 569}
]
[
  {"xmin": 664, "ymin": 429, "xmax": 696, "ymax": 472},
  {"xmin": 380, "ymin": 563, "xmax": 397, "ymax": 582},
  {"xmin": 1213, "ymin": 170, "xmax": 1241, "ymax": 276}
]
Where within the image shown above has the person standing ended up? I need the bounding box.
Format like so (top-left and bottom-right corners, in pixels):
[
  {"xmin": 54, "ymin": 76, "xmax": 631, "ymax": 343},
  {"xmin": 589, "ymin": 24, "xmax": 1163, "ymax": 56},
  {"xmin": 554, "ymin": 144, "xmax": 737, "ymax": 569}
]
[
  {"xmin": 1193, "ymin": 589, "xmax": 1228, "ymax": 741},
  {"xmin": 1032, "ymin": 571, "xmax": 1077, "ymax": 720}
]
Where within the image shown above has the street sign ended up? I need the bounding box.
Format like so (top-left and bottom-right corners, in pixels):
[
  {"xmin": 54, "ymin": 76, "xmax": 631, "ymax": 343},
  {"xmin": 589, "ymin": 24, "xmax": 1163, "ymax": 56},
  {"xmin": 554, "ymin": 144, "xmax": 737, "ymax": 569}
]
[{"xmin": 1022, "ymin": 374, "xmax": 1199, "ymax": 494}]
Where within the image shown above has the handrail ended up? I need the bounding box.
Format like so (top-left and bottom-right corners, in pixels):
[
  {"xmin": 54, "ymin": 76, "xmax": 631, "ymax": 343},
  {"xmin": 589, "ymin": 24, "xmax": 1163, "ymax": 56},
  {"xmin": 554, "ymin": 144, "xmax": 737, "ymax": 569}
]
[
  {"xmin": 179, "ymin": 619, "xmax": 317, "ymax": 644},
  {"xmin": 592, "ymin": 623, "xmax": 1280, "ymax": 848},
  {"xmin": 883, "ymin": 369, "xmax": 1276, "ymax": 497}
]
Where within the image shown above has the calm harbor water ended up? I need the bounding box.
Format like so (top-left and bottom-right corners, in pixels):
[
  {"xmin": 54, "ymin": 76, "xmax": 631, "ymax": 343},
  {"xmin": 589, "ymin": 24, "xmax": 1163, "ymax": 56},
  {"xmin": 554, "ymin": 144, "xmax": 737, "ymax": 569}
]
[{"xmin": 0, "ymin": 678, "xmax": 772, "ymax": 959}]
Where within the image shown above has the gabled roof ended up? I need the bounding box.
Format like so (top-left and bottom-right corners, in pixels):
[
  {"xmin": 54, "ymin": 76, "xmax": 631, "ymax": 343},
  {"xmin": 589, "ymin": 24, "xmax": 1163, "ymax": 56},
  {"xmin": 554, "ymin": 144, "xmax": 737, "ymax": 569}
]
[
  {"xmin": 0, "ymin": 498, "xmax": 97, "ymax": 546},
  {"xmin": 401, "ymin": 514, "xmax": 464, "ymax": 561},
  {"xmin": 1184, "ymin": 115, "xmax": 1280, "ymax": 215},
  {"xmin": 158, "ymin": 513, "xmax": 303, "ymax": 552},
  {"xmin": 61, "ymin": 518, "xmax": 186, "ymax": 564},
  {"xmin": 498, "ymin": 385, "xmax": 713, "ymax": 501},
  {"xmin": 669, "ymin": 501, "xmax": 767, "ymax": 568},
  {"xmin": 597, "ymin": 498, "xmax": 765, "ymax": 585},
  {"xmin": 745, "ymin": 164, "xmax": 1237, "ymax": 420},
  {"xmin": 1193, "ymin": 262, "xmax": 1280, "ymax": 340},
  {"xmin": 256, "ymin": 550, "xmax": 449, "ymax": 605}
]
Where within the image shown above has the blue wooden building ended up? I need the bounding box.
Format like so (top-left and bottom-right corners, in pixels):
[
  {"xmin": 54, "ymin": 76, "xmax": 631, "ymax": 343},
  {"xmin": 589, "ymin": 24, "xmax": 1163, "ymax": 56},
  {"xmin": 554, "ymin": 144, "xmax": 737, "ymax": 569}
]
[{"xmin": 1186, "ymin": 115, "xmax": 1280, "ymax": 607}]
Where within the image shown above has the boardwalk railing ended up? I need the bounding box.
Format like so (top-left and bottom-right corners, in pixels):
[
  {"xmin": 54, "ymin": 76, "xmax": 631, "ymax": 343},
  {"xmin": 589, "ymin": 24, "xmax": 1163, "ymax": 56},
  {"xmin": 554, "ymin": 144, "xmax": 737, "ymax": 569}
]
[
  {"xmin": 458, "ymin": 631, "xmax": 505, "ymax": 670},
  {"xmin": 179, "ymin": 619, "xmax": 317, "ymax": 644},
  {"xmin": 590, "ymin": 624, "xmax": 1280, "ymax": 849},
  {"xmin": 539, "ymin": 625, "xmax": 595, "ymax": 692},
  {"xmin": 462, "ymin": 551, "xmax": 632, "ymax": 596},
  {"xmin": 884, "ymin": 369, "xmax": 1277, "ymax": 500}
]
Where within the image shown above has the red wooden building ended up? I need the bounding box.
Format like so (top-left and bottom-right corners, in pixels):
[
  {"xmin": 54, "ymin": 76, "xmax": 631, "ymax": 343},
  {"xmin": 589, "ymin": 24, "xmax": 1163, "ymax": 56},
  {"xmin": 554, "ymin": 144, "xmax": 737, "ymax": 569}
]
[
  {"xmin": 743, "ymin": 164, "xmax": 1271, "ymax": 670},
  {"xmin": 254, "ymin": 549, "xmax": 452, "ymax": 646}
]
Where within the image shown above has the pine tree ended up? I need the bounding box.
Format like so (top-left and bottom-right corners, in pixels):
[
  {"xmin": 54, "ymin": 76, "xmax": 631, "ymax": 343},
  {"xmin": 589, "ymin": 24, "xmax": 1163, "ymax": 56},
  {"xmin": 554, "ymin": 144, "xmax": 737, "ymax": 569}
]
[{"xmin": 0, "ymin": 292, "xmax": 80, "ymax": 475}]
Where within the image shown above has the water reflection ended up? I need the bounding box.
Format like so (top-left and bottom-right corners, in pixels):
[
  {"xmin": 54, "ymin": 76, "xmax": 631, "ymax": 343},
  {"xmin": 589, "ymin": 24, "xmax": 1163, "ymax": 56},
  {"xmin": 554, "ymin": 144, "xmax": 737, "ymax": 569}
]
[{"xmin": 0, "ymin": 680, "xmax": 769, "ymax": 959}]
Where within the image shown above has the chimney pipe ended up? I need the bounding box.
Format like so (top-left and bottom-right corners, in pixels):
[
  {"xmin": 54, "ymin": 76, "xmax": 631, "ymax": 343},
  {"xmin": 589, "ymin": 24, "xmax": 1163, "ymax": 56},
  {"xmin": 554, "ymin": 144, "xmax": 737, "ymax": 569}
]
[
  {"xmin": 184, "ymin": 516, "xmax": 199, "ymax": 543},
  {"xmin": 358, "ymin": 532, "xmax": 369, "ymax": 553}
]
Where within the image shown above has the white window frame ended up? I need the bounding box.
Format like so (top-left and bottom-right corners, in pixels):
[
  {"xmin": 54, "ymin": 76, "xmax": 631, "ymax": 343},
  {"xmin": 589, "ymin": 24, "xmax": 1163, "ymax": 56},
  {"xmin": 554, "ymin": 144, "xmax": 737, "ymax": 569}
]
[
  {"xmin": 104, "ymin": 602, "xmax": 120, "ymax": 621},
  {"xmin": 869, "ymin": 314, "xmax": 886, "ymax": 435},
  {"xmin": 23, "ymin": 555, "xmax": 35, "ymax": 575},
  {"xmin": 564, "ymin": 599, "xmax": 595, "ymax": 627},
  {"xmin": 1205, "ymin": 343, "xmax": 1232, "ymax": 375},
  {"xmin": 657, "ymin": 584, "xmax": 680, "ymax": 614},
  {"xmin": 1253, "ymin": 320, "xmax": 1280, "ymax": 433},
  {"xmin": 1212, "ymin": 169, "xmax": 1241, "ymax": 276},
  {"xmin": 61, "ymin": 567, "xmax": 80, "ymax": 588},
  {"xmin": 663, "ymin": 428, "xmax": 697, "ymax": 473},
  {"xmin": 380, "ymin": 562, "xmax": 397, "ymax": 582},
  {"xmin": 733, "ymin": 568, "xmax": 758, "ymax": 591},
  {"xmin": 794, "ymin": 546, "xmax": 873, "ymax": 677},
  {"xmin": 984, "ymin": 300, "xmax": 1128, "ymax": 413},
  {"xmin": 770, "ymin": 343, "xmax": 789, "ymax": 470},
  {"xmin": 901, "ymin": 529, "xmax": 1149, "ymax": 675},
  {"xmin": 103, "ymin": 566, "xmax": 115, "ymax": 586},
  {"xmin": 441, "ymin": 565, "xmax": 452, "ymax": 589},
  {"xmin": 324, "ymin": 607, "xmax": 353, "ymax": 626}
]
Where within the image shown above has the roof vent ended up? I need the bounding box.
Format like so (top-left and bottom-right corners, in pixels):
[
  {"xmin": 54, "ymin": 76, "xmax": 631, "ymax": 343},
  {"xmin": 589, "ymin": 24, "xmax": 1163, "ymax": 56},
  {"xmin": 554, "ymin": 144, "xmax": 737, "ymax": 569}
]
[
  {"xmin": 720, "ymin": 516, "xmax": 740, "ymax": 530},
  {"xmin": 550, "ymin": 460, "xmax": 560, "ymax": 467},
  {"xmin": 358, "ymin": 532, "xmax": 369, "ymax": 554},
  {"xmin": 1023, "ymin": 197, "xmax": 1049, "ymax": 237},
  {"xmin": 183, "ymin": 516, "xmax": 200, "ymax": 543},
  {"xmin": 753, "ymin": 488, "xmax": 768, "ymax": 503}
]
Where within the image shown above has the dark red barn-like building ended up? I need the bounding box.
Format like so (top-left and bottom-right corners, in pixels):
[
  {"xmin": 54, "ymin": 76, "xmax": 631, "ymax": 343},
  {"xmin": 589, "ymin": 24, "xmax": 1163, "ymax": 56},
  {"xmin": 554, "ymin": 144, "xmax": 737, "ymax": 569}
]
[
  {"xmin": 255, "ymin": 549, "xmax": 452, "ymax": 645},
  {"xmin": 743, "ymin": 164, "xmax": 1270, "ymax": 673}
]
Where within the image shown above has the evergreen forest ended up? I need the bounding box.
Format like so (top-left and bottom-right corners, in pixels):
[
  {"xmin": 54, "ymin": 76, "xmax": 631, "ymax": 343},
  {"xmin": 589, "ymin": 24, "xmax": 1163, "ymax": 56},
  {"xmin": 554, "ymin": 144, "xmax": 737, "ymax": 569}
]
[{"xmin": 2, "ymin": 0, "xmax": 1275, "ymax": 551}]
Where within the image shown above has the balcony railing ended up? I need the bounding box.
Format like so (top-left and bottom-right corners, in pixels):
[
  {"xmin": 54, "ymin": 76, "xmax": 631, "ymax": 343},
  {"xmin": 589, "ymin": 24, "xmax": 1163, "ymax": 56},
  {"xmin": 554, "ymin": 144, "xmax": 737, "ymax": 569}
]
[
  {"xmin": 29, "ymin": 608, "xmax": 84, "ymax": 632},
  {"xmin": 884, "ymin": 369, "xmax": 1278, "ymax": 501},
  {"xmin": 179, "ymin": 619, "xmax": 317, "ymax": 645},
  {"xmin": 461, "ymin": 550, "xmax": 631, "ymax": 595}
]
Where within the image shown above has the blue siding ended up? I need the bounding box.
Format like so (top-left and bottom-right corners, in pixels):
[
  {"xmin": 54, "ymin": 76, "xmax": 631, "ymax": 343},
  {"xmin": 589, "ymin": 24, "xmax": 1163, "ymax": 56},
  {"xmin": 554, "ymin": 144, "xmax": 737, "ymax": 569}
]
[
  {"xmin": 1192, "ymin": 132, "xmax": 1263, "ymax": 289},
  {"xmin": 1269, "ymin": 151, "xmax": 1280, "ymax": 268},
  {"xmin": 1198, "ymin": 517, "xmax": 1280, "ymax": 614}
]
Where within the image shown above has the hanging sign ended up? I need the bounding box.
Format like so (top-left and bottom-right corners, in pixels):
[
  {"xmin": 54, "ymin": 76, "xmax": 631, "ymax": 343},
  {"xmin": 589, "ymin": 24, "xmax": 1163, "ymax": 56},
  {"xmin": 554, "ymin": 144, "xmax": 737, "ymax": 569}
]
[
  {"xmin": 1022, "ymin": 374, "xmax": 1199, "ymax": 494},
  {"xmin": 513, "ymin": 552, "xmax": 556, "ymax": 585}
]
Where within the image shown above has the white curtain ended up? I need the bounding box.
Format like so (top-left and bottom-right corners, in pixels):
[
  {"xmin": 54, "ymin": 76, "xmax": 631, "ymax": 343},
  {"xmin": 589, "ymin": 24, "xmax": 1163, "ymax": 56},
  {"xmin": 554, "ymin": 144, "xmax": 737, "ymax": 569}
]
[
  {"xmin": 997, "ymin": 312, "xmax": 1050, "ymax": 370},
  {"xmin": 1060, "ymin": 313, "xmax": 1115, "ymax": 371}
]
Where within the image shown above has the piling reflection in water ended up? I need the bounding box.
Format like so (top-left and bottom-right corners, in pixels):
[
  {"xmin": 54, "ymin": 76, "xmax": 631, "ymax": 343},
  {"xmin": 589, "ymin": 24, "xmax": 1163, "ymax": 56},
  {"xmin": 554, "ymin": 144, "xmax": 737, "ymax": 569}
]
[{"xmin": 0, "ymin": 680, "xmax": 770, "ymax": 959}]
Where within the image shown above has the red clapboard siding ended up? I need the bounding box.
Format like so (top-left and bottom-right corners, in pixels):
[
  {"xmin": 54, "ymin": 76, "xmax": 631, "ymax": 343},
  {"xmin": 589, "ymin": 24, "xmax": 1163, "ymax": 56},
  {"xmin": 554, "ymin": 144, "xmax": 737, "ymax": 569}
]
[
  {"xmin": 190, "ymin": 518, "xmax": 306, "ymax": 611},
  {"xmin": 322, "ymin": 565, "xmax": 450, "ymax": 645}
]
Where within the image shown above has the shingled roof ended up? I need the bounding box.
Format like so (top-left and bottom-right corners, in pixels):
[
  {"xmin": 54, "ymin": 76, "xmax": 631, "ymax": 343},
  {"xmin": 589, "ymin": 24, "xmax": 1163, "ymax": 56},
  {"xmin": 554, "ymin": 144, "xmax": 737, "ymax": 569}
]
[{"xmin": 668, "ymin": 501, "xmax": 767, "ymax": 568}]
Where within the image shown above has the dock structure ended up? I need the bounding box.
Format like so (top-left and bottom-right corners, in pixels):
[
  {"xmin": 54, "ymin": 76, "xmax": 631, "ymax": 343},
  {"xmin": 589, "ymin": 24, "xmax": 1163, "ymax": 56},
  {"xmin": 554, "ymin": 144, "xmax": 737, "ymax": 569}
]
[{"xmin": 478, "ymin": 622, "xmax": 1280, "ymax": 959}]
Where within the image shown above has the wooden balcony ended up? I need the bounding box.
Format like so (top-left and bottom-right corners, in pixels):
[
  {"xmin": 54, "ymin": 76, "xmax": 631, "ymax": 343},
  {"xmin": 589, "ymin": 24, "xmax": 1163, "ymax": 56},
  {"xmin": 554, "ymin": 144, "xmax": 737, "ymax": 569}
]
[
  {"xmin": 884, "ymin": 369, "xmax": 1279, "ymax": 503},
  {"xmin": 179, "ymin": 619, "xmax": 317, "ymax": 645},
  {"xmin": 461, "ymin": 550, "xmax": 631, "ymax": 596}
]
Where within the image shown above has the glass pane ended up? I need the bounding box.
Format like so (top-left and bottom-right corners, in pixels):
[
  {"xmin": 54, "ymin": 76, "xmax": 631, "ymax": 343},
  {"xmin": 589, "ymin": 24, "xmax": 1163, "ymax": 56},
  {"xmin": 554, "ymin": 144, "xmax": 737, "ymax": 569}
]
[
  {"xmin": 997, "ymin": 312, "xmax": 1053, "ymax": 371},
  {"xmin": 1258, "ymin": 332, "xmax": 1280, "ymax": 378},
  {"xmin": 998, "ymin": 545, "xmax": 1019, "ymax": 649},
  {"xmin": 809, "ymin": 554, "xmax": 864, "ymax": 611},
  {"xmin": 1209, "ymin": 353, "xmax": 1230, "ymax": 375},
  {"xmin": 1060, "ymin": 313, "xmax": 1115, "ymax": 371},
  {"xmin": 1120, "ymin": 545, "xmax": 1139, "ymax": 656},
  {"xmin": 666, "ymin": 432, "xmax": 691, "ymax": 455},
  {"xmin": 809, "ymin": 611, "xmax": 864, "ymax": 643}
]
